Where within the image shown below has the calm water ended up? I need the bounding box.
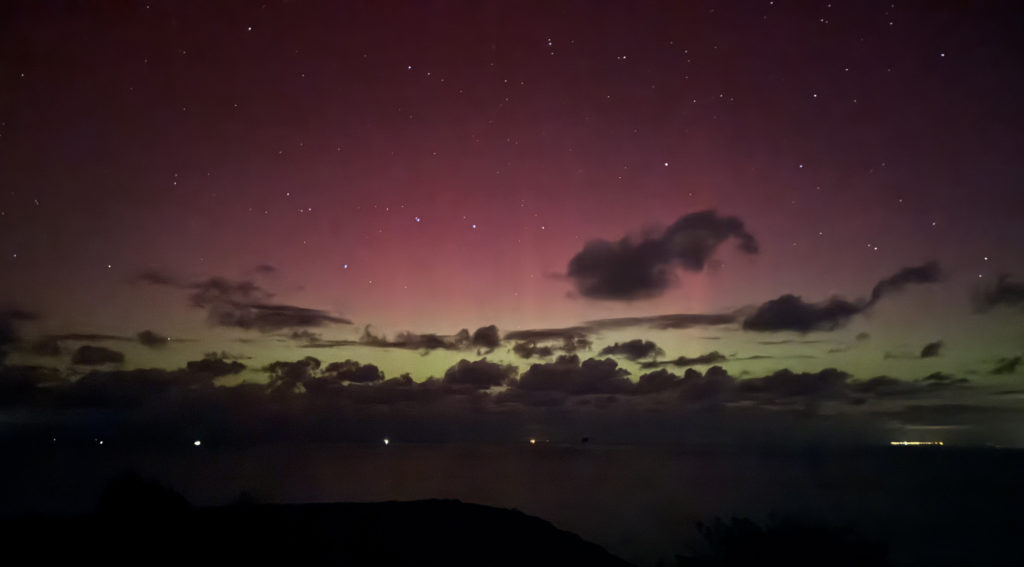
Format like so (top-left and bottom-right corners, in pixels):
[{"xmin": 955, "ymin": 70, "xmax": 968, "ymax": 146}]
[{"xmin": 5, "ymin": 442, "xmax": 1024, "ymax": 566}]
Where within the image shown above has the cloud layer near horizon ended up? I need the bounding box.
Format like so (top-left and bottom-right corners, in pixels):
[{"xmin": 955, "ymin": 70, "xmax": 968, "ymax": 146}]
[{"xmin": 139, "ymin": 272, "xmax": 351, "ymax": 332}]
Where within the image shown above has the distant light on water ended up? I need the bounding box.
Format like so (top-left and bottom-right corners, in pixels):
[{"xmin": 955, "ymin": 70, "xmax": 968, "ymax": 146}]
[
  {"xmin": 383, "ymin": 437, "xmax": 389, "ymax": 446},
  {"xmin": 890, "ymin": 441, "xmax": 943, "ymax": 446},
  {"xmin": 194, "ymin": 440, "xmax": 202, "ymax": 447}
]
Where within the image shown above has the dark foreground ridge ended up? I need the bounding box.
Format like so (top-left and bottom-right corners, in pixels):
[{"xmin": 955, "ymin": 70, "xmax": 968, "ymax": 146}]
[{"xmin": 0, "ymin": 475, "xmax": 632, "ymax": 567}]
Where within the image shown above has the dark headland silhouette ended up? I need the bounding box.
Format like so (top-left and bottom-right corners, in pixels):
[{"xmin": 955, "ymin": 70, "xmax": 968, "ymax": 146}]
[
  {"xmin": 0, "ymin": 473, "xmax": 902, "ymax": 566},
  {"xmin": 0, "ymin": 474, "xmax": 631, "ymax": 567}
]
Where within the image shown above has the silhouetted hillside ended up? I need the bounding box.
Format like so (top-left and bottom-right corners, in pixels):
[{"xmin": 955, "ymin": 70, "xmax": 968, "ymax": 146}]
[{"xmin": 0, "ymin": 475, "xmax": 631, "ymax": 566}]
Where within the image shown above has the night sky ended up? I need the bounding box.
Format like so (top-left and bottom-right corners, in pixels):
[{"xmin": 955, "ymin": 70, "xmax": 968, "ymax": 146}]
[{"xmin": 2, "ymin": 1, "xmax": 1024, "ymax": 446}]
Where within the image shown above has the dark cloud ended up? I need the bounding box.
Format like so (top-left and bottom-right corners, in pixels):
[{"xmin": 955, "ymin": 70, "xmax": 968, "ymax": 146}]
[
  {"xmin": 184, "ymin": 356, "xmax": 246, "ymax": 377},
  {"xmin": 72, "ymin": 345, "xmax": 125, "ymax": 366},
  {"xmin": 515, "ymin": 355, "xmax": 633, "ymax": 395},
  {"xmin": 920, "ymin": 340, "xmax": 943, "ymax": 358},
  {"xmin": 187, "ymin": 277, "xmax": 270, "ymax": 307},
  {"xmin": 263, "ymin": 357, "xmax": 393, "ymax": 396},
  {"xmin": 137, "ymin": 330, "xmax": 171, "ymax": 348},
  {"xmin": 205, "ymin": 302, "xmax": 351, "ymax": 333},
  {"xmin": 566, "ymin": 210, "xmax": 758, "ymax": 300},
  {"xmin": 634, "ymin": 366, "xmax": 736, "ymax": 404},
  {"xmin": 69, "ymin": 365, "xmax": 230, "ymax": 409},
  {"xmin": 743, "ymin": 262, "xmax": 942, "ymax": 332},
  {"xmin": 666, "ymin": 351, "xmax": 727, "ymax": 367},
  {"xmin": 917, "ymin": 372, "xmax": 969, "ymax": 389},
  {"xmin": 287, "ymin": 330, "xmax": 360, "ymax": 349},
  {"xmin": 471, "ymin": 325, "xmax": 501, "ymax": 351},
  {"xmin": 868, "ymin": 261, "xmax": 942, "ymax": 304},
  {"xmin": 510, "ymin": 360, "xmax": 877, "ymax": 406},
  {"xmin": 299, "ymin": 339, "xmax": 361, "ymax": 349},
  {"xmin": 503, "ymin": 327, "xmax": 592, "ymax": 359},
  {"xmin": 266, "ymin": 356, "xmax": 322, "ymax": 395},
  {"xmin": 504, "ymin": 327, "xmax": 589, "ymax": 342},
  {"xmin": 443, "ymin": 358, "xmax": 517, "ymax": 390},
  {"xmin": 599, "ymin": 339, "xmax": 664, "ymax": 361},
  {"xmin": 735, "ymin": 354, "xmax": 819, "ymax": 361},
  {"xmin": 512, "ymin": 341, "xmax": 555, "ymax": 359},
  {"xmin": 640, "ymin": 351, "xmax": 728, "ymax": 369},
  {"xmin": 337, "ymin": 375, "xmax": 449, "ymax": 405},
  {"xmin": 849, "ymin": 375, "xmax": 942, "ymax": 397},
  {"xmin": 626, "ymin": 364, "xmax": 741, "ymax": 403},
  {"xmin": 287, "ymin": 330, "xmax": 323, "ymax": 343},
  {"xmin": 253, "ymin": 264, "xmax": 277, "ymax": 275},
  {"xmin": 583, "ymin": 313, "xmax": 736, "ymax": 330},
  {"xmin": 359, "ymin": 326, "xmax": 470, "ymax": 351},
  {"xmin": 635, "ymin": 368, "xmax": 686, "ymax": 394},
  {"xmin": 742, "ymin": 295, "xmax": 863, "ymax": 333},
  {"xmin": 991, "ymin": 356, "xmax": 1021, "ymax": 375},
  {"xmin": 849, "ymin": 376, "xmax": 901, "ymax": 395},
  {"xmin": 561, "ymin": 336, "xmax": 592, "ymax": 353},
  {"xmin": 739, "ymin": 368, "xmax": 851, "ymax": 401},
  {"xmin": 140, "ymin": 274, "xmax": 350, "ymax": 332},
  {"xmin": 676, "ymin": 366, "xmax": 736, "ymax": 404},
  {"xmin": 322, "ymin": 360, "xmax": 385, "ymax": 384},
  {"xmin": 296, "ymin": 324, "xmax": 504, "ymax": 353},
  {"xmin": 974, "ymin": 274, "xmax": 1024, "ymax": 310},
  {"xmin": 202, "ymin": 351, "xmax": 250, "ymax": 361}
]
